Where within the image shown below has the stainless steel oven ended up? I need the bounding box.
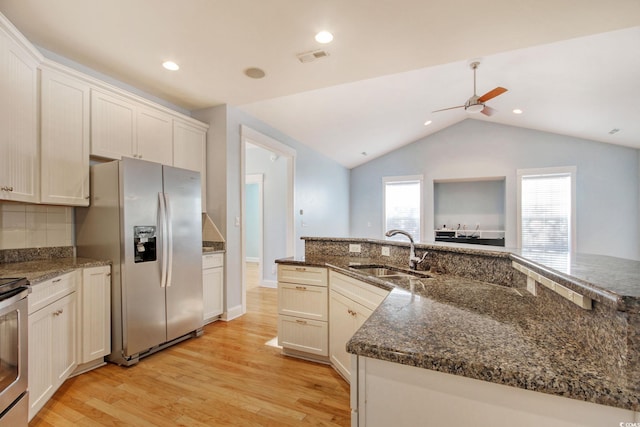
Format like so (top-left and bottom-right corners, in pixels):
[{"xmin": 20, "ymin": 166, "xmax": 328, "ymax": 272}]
[{"xmin": 0, "ymin": 278, "xmax": 29, "ymax": 427}]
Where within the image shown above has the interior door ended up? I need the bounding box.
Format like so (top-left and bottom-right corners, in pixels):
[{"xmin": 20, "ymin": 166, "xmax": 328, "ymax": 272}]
[{"xmin": 162, "ymin": 164, "xmax": 203, "ymax": 340}]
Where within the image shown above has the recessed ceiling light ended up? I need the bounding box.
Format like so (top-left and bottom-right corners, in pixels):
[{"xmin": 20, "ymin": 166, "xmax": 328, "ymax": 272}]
[
  {"xmin": 244, "ymin": 67, "xmax": 266, "ymax": 79},
  {"xmin": 361, "ymin": 151, "xmax": 368, "ymax": 156},
  {"xmin": 609, "ymin": 128, "xmax": 621, "ymax": 135},
  {"xmin": 315, "ymin": 31, "xmax": 334, "ymax": 44},
  {"xmin": 424, "ymin": 120, "xmax": 432, "ymax": 126},
  {"xmin": 162, "ymin": 61, "xmax": 179, "ymax": 71},
  {"xmin": 513, "ymin": 109, "xmax": 523, "ymax": 114}
]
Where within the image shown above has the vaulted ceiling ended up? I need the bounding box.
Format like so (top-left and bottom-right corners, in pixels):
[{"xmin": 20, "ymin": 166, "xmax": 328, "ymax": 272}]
[{"xmin": 1, "ymin": 0, "xmax": 638, "ymax": 167}]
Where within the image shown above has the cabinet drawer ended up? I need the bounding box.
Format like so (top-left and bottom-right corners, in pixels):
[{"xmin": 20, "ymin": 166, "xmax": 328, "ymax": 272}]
[
  {"xmin": 29, "ymin": 271, "xmax": 78, "ymax": 314},
  {"xmin": 202, "ymin": 253, "xmax": 223, "ymax": 269},
  {"xmin": 278, "ymin": 282, "xmax": 328, "ymax": 321},
  {"xmin": 278, "ymin": 315, "xmax": 328, "ymax": 356},
  {"xmin": 329, "ymin": 271, "xmax": 389, "ymax": 311},
  {"xmin": 278, "ymin": 265, "xmax": 327, "ymax": 287}
]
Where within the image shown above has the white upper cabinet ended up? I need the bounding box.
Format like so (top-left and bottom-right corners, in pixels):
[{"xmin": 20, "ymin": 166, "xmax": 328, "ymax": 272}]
[
  {"xmin": 90, "ymin": 89, "xmax": 137, "ymax": 160},
  {"xmin": 137, "ymin": 107, "xmax": 173, "ymax": 164},
  {"xmin": 40, "ymin": 67, "xmax": 91, "ymax": 206},
  {"xmin": 0, "ymin": 24, "xmax": 39, "ymax": 203},
  {"xmin": 173, "ymin": 120, "xmax": 207, "ymax": 211}
]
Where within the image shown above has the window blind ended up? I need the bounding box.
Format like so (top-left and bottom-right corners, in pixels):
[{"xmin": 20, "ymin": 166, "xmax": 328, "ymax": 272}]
[
  {"xmin": 385, "ymin": 180, "xmax": 421, "ymax": 240},
  {"xmin": 521, "ymin": 173, "xmax": 571, "ymax": 253}
]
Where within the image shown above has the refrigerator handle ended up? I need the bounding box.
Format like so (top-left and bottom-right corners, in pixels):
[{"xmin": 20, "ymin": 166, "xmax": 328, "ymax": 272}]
[
  {"xmin": 158, "ymin": 192, "xmax": 168, "ymax": 288},
  {"xmin": 164, "ymin": 193, "xmax": 174, "ymax": 287}
]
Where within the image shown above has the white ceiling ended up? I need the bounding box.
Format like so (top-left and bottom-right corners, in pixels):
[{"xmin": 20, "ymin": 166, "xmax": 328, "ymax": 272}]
[{"xmin": 1, "ymin": 0, "xmax": 639, "ymax": 168}]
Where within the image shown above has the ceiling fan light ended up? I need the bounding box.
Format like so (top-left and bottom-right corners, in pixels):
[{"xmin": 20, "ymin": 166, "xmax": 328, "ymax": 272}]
[{"xmin": 466, "ymin": 104, "xmax": 484, "ymax": 113}]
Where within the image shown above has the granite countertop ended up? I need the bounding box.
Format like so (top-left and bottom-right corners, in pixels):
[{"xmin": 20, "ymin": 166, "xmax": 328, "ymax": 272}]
[
  {"xmin": 202, "ymin": 247, "xmax": 225, "ymax": 254},
  {"xmin": 277, "ymin": 254, "xmax": 640, "ymax": 411},
  {"xmin": 0, "ymin": 257, "xmax": 110, "ymax": 285}
]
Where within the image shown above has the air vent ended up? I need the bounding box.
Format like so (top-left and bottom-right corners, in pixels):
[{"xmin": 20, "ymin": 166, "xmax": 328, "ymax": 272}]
[{"xmin": 296, "ymin": 49, "xmax": 330, "ymax": 63}]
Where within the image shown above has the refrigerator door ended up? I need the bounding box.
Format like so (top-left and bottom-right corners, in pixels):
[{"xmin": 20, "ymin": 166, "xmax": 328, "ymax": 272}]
[
  {"xmin": 162, "ymin": 165, "xmax": 204, "ymax": 341},
  {"xmin": 120, "ymin": 158, "xmax": 167, "ymax": 356}
]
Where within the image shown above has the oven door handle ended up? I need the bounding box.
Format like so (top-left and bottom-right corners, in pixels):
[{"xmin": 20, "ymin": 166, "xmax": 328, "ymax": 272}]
[{"xmin": 0, "ymin": 288, "xmax": 30, "ymax": 312}]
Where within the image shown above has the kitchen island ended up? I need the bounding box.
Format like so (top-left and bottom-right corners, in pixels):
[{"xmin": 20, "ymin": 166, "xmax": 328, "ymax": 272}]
[{"xmin": 277, "ymin": 237, "xmax": 640, "ymax": 426}]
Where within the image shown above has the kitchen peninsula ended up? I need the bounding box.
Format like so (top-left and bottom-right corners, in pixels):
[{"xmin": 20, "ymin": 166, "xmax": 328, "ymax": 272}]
[{"xmin": 277, "ymin": 237, "xmax": 640, "ymax": 426}]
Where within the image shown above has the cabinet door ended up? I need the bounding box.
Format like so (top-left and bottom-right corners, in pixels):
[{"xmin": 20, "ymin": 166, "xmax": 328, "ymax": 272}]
[
  {"xmin": 173, "ymin": 120, "xmax": 206, "ymax": 211},
  {"xmin": 0, "ymin": 27, "xmax": 38, "ymax": 203},
  {"xmin": 137, "ymin": 107, "xmax": 173, "ymax": 164},
  {"xmin": 90, "ymin": 89, "xmax": 136, "ymax": 160},
  {"xmin": 79, "ymin": 266, "xmax": 111, "ymax": 364},
  {"xmin": 329, "ymin": 290, "xmax": 357, "ymax": 381},
  {"xmin": 28, "ymin": 302, "xmax": 54, "ymax": 418},
  {"xmin": 52, "ymin": 292, "xmax": 77, "ymax": 385},
  {"xmin": 40, "ymin": 68, "xmax": 90, "ymax": 206},
  {"xmin": 203, "ymin": 266, "xmax": 224, "ymax": 322}
]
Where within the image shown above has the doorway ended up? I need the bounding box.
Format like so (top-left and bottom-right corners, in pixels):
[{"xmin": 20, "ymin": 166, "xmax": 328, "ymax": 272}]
[{"xmin": 240, "ymin": 125, "xmax": 295, "ymax": 313}]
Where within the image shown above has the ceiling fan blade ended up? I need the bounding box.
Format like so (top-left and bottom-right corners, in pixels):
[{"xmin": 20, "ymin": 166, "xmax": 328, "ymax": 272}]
[
  {"xmin": 478, "ymin": 87, "xmax": 507, "ymax": 103},
  {"xmin": 481, "ymin": 105, "xmax": 496, "ymax": 116},
  {"xmin": 432, "ymin": 105, "xmax": 464, "ymax": 113}
]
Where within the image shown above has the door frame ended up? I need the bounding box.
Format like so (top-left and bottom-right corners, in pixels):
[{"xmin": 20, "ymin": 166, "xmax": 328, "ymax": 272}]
[
  {"xmin": 245, "ymin": 173, "xmax": 264, "ymax": 287},
  {"xmin": 240, "ymin": 125, "xmax": 295, "ymax": 313}
]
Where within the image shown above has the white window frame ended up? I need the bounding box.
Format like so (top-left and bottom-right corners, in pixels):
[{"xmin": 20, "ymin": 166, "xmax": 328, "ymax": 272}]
[
  {"xmin": 516, "ymin": 166, "xmax": 577, "ymax": 252},
  {"xmin": 382, "ymin": 175, "xmax": 424, "ymax": 241}
]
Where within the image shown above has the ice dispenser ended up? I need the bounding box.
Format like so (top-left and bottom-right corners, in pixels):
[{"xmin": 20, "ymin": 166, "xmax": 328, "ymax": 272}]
[{"xmin": 133, "ymin": 226, "xmax": 157, "ymax": 263}]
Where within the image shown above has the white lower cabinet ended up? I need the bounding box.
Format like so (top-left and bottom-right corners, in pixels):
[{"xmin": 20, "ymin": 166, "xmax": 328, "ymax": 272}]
[
  {"xmin": 28, "ymin": 271, "xmax": 78, "ymax": 421},
  {"xmin": 77, "ymin": 266, "xmax": 111, "ymax": 366},
  {"xmin": 28, "ymin": 265, "xmax": 111, "ymax": 421},
  {"xmin": 352, "ymin": 356, "xmax": 640, "ymax": 427},
  {"xmin": 203, "ymin": 253, "xmax": 224, "ymax": 323},
  {"xmin": 277, "ymin": 265, "xmax": 328, "ymax": 360},
  {"xmin": 329, "ymin": 271, "xmax": 389, "ymax": 382}
]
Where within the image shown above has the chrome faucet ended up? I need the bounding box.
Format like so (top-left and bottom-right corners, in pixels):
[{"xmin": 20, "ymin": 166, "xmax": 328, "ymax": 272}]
[{"xmin": 385, "ymin": 229, "xmax": 428, "ymax": 270}]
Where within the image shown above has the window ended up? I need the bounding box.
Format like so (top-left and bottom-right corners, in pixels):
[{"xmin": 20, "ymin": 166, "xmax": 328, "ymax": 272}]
[
  {"xmin": 517, "ymin": 167, "xmax": 576, "ymax": 258},
  {"xmin": 383, "ymin": 176, "xmax": 422, "ymax": 241}
]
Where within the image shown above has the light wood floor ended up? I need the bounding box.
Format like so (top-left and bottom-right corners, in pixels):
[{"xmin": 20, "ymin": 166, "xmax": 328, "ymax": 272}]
[{"xmin": 29, "ymin": 286, "xmax": 350, "ymax": 426}]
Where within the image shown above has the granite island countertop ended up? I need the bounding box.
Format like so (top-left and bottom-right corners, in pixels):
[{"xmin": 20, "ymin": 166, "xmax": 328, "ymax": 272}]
[
  {"xmin": 277, "ymin": 252, "xmax": 640, "ymax": 411},
  {"xmin": 0, "ymin": 257, "xmax": 111, "ymax": 285}
]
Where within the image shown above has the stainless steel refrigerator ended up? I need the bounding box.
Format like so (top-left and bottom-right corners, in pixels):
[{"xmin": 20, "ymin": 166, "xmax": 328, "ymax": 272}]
[{"xmin": 76, "ymin": 157, "xmax": 203, "ymax": 366}]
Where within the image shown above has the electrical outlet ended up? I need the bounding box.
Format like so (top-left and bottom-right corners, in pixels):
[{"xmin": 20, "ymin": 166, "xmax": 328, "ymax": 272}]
[
  {"xmin": 349, "ymin": 244, "xmax": 361, "ymax": 253},
  {"xmin": 526, "ymin": 277, "xmax": 537, "ymax": 296},
  {"xmin": 381, "ymin": 246, "xmax": 390, "ymax": 256}
]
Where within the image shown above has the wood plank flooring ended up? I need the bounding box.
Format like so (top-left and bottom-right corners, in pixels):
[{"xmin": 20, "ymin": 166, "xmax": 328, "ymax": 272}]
[{"xmin": 29, "ymin": 286, "xmax": 350, "ymax": 426}]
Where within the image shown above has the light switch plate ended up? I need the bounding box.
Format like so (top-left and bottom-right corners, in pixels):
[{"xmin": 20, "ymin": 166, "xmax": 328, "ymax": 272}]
[
  {"xmin": 381, "ymin": 246, "xmax": 390, "ymax": 256},
  {"xmin": 349, "ymin": 244, "xmax": 361, "ymax": 253}
]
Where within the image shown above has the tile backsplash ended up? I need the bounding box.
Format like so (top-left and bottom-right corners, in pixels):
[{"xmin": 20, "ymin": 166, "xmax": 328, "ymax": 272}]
[{"xmin": 0, "ymin": 203, "xmax": 74, "ymax": 249}]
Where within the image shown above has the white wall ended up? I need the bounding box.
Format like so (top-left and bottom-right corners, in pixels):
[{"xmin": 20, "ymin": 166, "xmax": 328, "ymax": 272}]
[
  {"xmin": 193, "ymin": 105, "xmax": 350, "ymax": 314},
  {"xmin": 350, "ymin": 119, "xmax": 640, "ymax": 260}
]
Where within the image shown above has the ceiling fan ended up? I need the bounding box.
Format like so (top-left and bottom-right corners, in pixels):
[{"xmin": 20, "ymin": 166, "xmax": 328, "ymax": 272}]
[{"xmin": 433, "ymin": 61, "xmax": 507, "ymax": 116}]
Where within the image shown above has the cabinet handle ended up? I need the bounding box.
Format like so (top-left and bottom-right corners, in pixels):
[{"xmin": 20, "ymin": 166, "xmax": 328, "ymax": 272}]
[
  {"xmin": 52, "ymin": 278, "xmax": 62, "ymax": 283},
  {"xmin": 53, "ymin": 309, "xmax": 63, "ymax": 316},
  {"xmin": 348, "ymin": 309, "xmax": 357, "ymax": 317},
  {"xmin": 295, "ymin": 286, "xmax": 307, "ymax": 291},
  {"xmin": 295, "ymin": 319, "xmax": 307, "ymax": 325},
  {"xmin": 295, "ymin": 267, "xmax": 307, "ymax": 272},
  {"xmin": 1, "ymin": 186, "xmax": 13, "ymax": 192}
]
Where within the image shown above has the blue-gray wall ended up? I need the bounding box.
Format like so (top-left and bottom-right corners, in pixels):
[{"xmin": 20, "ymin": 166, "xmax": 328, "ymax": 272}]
[{"xmin": 350, "ymin": 119, "xmax": 640, "ymax": 261}]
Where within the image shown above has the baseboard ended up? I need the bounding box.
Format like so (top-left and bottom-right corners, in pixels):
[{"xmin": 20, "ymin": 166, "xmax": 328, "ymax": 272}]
[
  {"xmin": 245, "ymin": 257, "xmax": 259, "ymax": 263},
  {"xmin": 261, "ymin": 279, "xmax": 277, "ymax": 289},
  {"xmin": 221, "ymin": 304, "xmax": 244, "ymax": 321}
]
